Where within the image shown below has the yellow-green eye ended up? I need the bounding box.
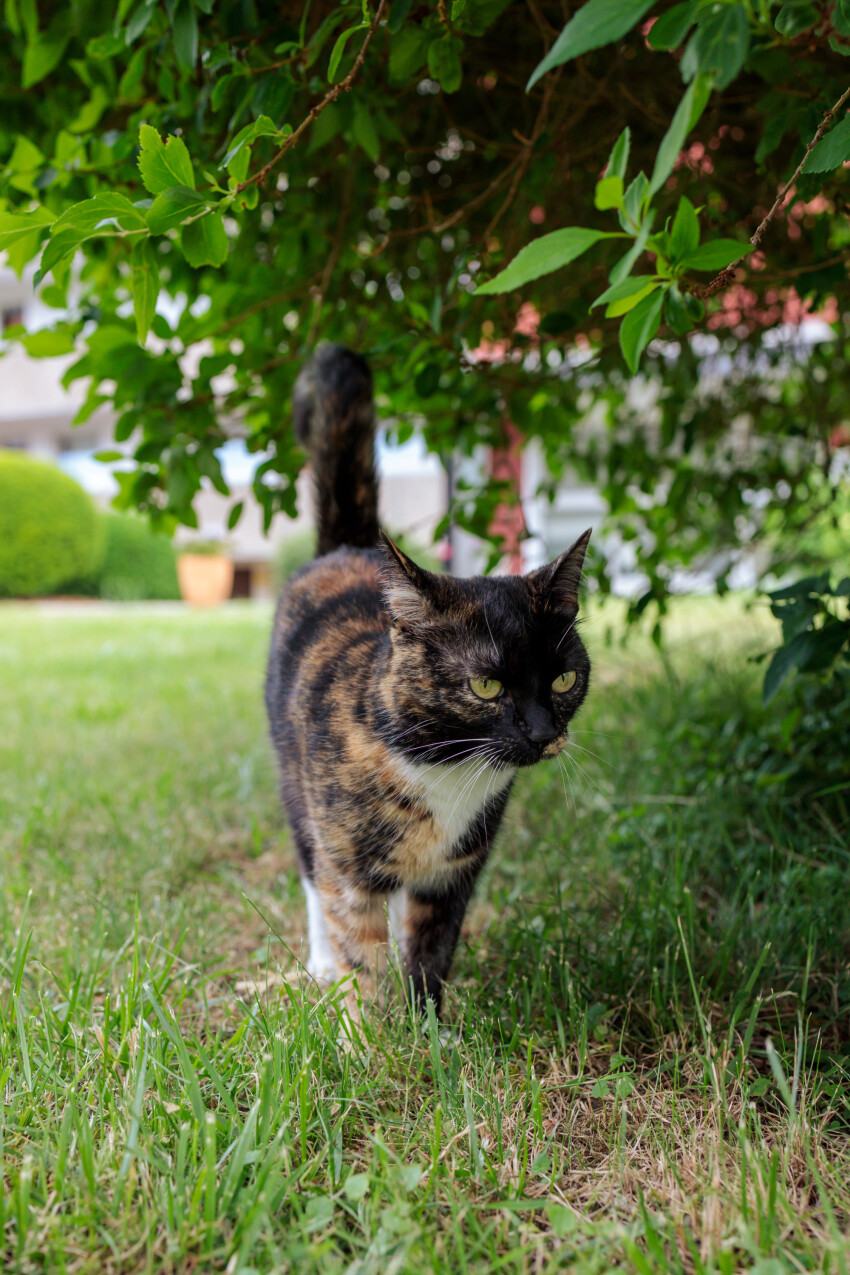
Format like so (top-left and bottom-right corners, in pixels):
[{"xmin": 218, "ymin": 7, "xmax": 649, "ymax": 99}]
[
  {"xmin": 469, "ymin": 677, "xmax": 503, "ymax": 701},
  {"xmin": 552, "ymin": 670, "xmax": 577, "ymax": 694}
]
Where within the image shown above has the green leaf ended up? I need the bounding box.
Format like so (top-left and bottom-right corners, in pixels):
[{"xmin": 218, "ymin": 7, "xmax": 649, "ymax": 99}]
[
  {"xmin": 131, "ymin": 239, "xmax": 159, "ymax": 344},
  {"xmin": 647, "ymin": 2, "xmax": 696, "ymax": 50},
  {"xmin": 608, "ymin": 214, "xmax": 654, "ymax": 284},
  {"xmin": 52, "ymin": 193, "xmax": 148, "ymax": 235},
  {"xmin": 606, "ymin": 127, "xmax": 630, "ymax": 180},
  {"xmin": 595, "ymin": 174, "xmax": 623, "ymax": 210},
  {"xmin": 680, "ymin": 238, "xmax": 749, "ymax": 270},
  {"xmin": 476, "ymin": 227, "xmax": 620, "ymax": 294},
  {"xmin": 648, "ymin": 75, "xmax": 710, "ymax": 198},
  {"xmin": 137, "ymin": 123, "xmax": 195, "ymax": 195},
  {"xmin": 389, "ymin": 27, "xmax": 429, "ymax": 81},
  {"xmin": 388, "ymin": 0, "xmax": 412, "ymax": 34},
  {"xmin": 172, "ymin": 0, "xmax": 198, "ymax": 69},
  {"xmin": 774, "ymin": 3, "xmax": 817, "ymax": 36},
  {"xmin": 619, "ymin": 286, "xmax": 665, "ymax": 372},
  {"xmin": 39, "ymin": 228, "xmax": 89, "ymax": 280},
  {"xmin": 802, "ymin": 116, "xmax": 850, "ymax": 174},
  {"xmin": 227, "ymin": 500, "xmax": 244, "ymax": 531},
  {"xmin": 20, "ymin": 327, "xmax": 76, "ymax": 357},
  {"xmin": 352, "ymin": 99, "xmax": 380, "ymax": 162},
  {"xmin": 592, "ymin": 275, "xmax": 655, "ymax": 310},
  {"xmin": 763, "ymin": 630, "xmax": 821, "ymax": 703},
  {"xmin": 664, "ymin": 284, "xmax": 693, "ymax": 335},
  {"xmin": 181, "ymin": 212, "xmax": 228, "ymax": 267},
  {"xmin": 428, "ymin": 34, "xmax": 464, "ymax": 93},
  {"xmin": 222, "ymin": 116, "xmax": 282, "ymax": 169},
  {"xmin": 682, "ymin": 4, "xmax": 749, "ymax": 89},
  {"xmin": 528, "ymin": 0, "xmax": 655, "ymax": 90},
  {"xmin": 328, "ymin": 24, "xmax": 366, "ymax": 83},
  {"xmin": 146, "ymin": 186, "xmax": 208, "ymax": 234},
  {"xmin": 603, "ymin": 278, "xmax": 659, "ymax": 317},
  {"xmin": 22, "ymin": 30, "xmax": 70, "ymax": 88},
  {"xmin": 669, "ymin": 196, "xmax": 700, "ymax": 260},
  {"xmin": 126, "ymin": 0, "xmax": 156, "ymax": 43},
  {"xmin": 0, "ymin": 208, "xmax": 55, "ymax": 252}
]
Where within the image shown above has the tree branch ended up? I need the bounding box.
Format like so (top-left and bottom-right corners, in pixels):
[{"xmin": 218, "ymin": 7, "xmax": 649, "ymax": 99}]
[
  {"xmin": 233, "ymin": 0, "xmax": 387, "ymax": 196},
  {"xmin": 693, "ymin": 83, "xmax": 850, "ymax": 300}
]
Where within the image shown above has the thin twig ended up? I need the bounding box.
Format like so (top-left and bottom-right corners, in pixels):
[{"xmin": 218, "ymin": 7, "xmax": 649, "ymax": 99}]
[
  {"xmin": 693, "ymin": 83, "xmax": 850, "ymax": 300},
  {"xmin": 233, "ymin": 0, "xmax": 388, "ymax": 195}
]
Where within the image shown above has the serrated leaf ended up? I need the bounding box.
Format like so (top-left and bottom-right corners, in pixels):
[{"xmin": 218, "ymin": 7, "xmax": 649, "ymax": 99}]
[
  {"xmin": 172, "ymin": 0, "xmax": 198, "ymax": 69},
  {"xmin": 52, "ymin": 193, "xmax": 148, "ymax": 235},
  {"xmin": 0, "ymin": 208, "xmax": 55, "ymax": 252},
  {"xmin": 428, "ymin": 33, "xmax": 464, "ymax": 93},
  {"xmin": 619, "ymin": 286, "xmax": 665, "ymax": 372},
  {"xmin": 477, "ymin": 227, "xmax": 620, "ymax": 294},
  {"xmin": 528, "ymin": 0, "xmax": 655, "ymax": 90},
  {"xmin": 647, "ymin": 2, "xmax": 695, "ymax": 50},
  {"xmin": 594, "ymin": 174, "xmax": 623, "ymax": 210},
  {"xmin": 802, "ymin": 116, "xmax": 850, "ymax": 174},
  {"xmin": 181, "ymin": 212, "xmax": 228, "ymax": 267},
  {"xmin": 648, "ymin": 75, "xmax": 710, "ymax": 198},
  {"xmin": 137, "ymin": 123, "xmax": 195, "ymax": 195},
  {"xmin": 146, "ymin": 186, "xmax": 208, "ymax": 234},
  {"xmin": 680, "ymin": 238, "xmax": 750, "ymax": 270},
  {"xmin": 132, "ymin": 238, "xmax": 159, "ymax": 344}
]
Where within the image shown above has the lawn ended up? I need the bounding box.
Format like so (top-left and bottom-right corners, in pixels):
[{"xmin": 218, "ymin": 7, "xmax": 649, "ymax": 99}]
[{"xmin": 0, "ymin": 598, "xmax": 847, "ymax": 1274}]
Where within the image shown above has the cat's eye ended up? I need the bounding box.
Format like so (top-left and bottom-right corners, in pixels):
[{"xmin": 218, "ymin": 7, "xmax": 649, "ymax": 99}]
[
  {"xmin": 469, "ymin": 677, "xmax": 503, "ymax": 700},
  {"xmin": 552, "ymin": 670, "xmax": 577, "ymax": 694}
]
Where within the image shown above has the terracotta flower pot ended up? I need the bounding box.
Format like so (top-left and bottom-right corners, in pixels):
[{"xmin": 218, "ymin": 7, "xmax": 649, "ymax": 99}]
[{"xmin": 177, "ymin": 553, "xmax": 234, "ymax": 607}]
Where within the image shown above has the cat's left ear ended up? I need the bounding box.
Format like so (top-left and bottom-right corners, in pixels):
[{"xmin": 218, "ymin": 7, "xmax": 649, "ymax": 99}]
[
  {"xmin": 528, "ymin": 527, "xmax": 591, "ymax": 610},
  {"xmin": 378, "ymin": 531, "xmax": 441, "ymax": 630}
]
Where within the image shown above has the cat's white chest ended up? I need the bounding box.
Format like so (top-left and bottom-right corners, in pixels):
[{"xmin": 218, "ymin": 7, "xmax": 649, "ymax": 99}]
[{"xmin": 397, "ymin": 754, "xmax": 514, "ymax": 849}]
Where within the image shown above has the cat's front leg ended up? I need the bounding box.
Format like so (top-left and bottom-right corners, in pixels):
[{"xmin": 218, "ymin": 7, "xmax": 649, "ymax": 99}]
[
  {"xmin": 312, "ymin": 874, "xmax": 390, "ymax": 1011},
  {"xmin": 401, "ymin": 871, "xmax": 480, "ymax": 1016}
]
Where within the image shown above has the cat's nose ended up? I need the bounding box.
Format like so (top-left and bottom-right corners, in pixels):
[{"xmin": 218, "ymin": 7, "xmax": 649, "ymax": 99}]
[{"xmin": 520, "ymin": 704, "xmax": 556, "ymax": 744}]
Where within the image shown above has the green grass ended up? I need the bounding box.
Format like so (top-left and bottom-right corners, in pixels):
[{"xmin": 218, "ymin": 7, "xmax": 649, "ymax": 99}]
[{"xmin": 0, "ymin": 598, "xmax": 848, "ymax": 1273}]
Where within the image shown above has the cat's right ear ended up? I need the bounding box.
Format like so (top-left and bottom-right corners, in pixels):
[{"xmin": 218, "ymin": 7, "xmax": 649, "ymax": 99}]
[{"xmin": 378, "ymin": 532, "xmax": 439, "ymax": 631}]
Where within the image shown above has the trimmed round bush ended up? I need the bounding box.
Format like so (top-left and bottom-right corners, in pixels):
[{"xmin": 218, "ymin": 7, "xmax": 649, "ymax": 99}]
[
  {"xmin": 0, "ymin": 450, "xmax": 104, "ymax": 597},
  {"xmin": 99, "ymin": 513, "xmax": 180, "ymax": 601}
]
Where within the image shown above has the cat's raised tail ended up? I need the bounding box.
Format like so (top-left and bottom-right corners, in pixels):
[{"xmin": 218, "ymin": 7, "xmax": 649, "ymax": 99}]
[{"xmin": 293, "ymin": 343, "xmax": 380, "ymax": 556}]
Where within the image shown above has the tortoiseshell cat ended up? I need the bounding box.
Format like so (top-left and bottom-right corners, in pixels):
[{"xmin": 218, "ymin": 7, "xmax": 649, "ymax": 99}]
[{"xmin": 266, "ymin": 345, "xmax": 591, "ymax": 1014}]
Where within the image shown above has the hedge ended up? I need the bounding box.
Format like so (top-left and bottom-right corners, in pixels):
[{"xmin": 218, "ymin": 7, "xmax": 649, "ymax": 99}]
[
  {"xmin": 0, "ymin": 450, "xmax": 104, "ymax": 597},
  {"xmin": 98, "ymin": 513, "xmax": 180, "ymax": 601}
]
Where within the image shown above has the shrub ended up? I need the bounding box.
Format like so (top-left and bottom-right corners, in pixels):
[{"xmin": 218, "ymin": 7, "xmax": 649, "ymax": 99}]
[
  {"xmin": 0, "ymin": 450, "xmax": 104, "ymax": 597},
  {"xmin": 99, "ymin": 513, "xmax": 180, "ymax": 601}
]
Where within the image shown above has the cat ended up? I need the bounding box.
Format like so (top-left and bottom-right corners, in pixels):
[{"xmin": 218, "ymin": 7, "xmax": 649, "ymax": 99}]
[{"xmin": 265, "ymin": 344, "xmax": 591, "ymax": 1016}]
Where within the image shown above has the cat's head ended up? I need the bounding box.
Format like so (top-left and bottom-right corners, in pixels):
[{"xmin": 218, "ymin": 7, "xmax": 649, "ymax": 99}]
[{"xmin": 378, "ymin": 531, "xmax": 592, "ymax": 769}]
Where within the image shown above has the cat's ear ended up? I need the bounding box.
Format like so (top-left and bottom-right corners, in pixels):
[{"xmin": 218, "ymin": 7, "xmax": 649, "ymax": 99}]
[
  {"xmin": 528, "ymin": 527, "xmax": 591, "ymax": 610},
  {"xmin": 378, "ymin": 532, "xmax": 440, "ymax": 630}
]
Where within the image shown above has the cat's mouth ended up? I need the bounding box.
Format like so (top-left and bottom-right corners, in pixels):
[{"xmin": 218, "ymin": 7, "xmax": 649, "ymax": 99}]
[{"xmin": 500, "ymin": 733, "xmax": 567, "ymax": 767}]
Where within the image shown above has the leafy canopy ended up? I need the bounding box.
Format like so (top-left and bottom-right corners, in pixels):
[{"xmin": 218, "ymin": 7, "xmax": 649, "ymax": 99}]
[{"xmin": 1, "ymin": 0, "xmax": 849, "ymax": 625}]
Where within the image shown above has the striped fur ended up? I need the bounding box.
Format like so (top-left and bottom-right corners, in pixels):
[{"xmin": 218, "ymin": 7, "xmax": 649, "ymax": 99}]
[{"xmin": 266, "ymin": 346, "xmax": 592, "ymax": 1015}]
